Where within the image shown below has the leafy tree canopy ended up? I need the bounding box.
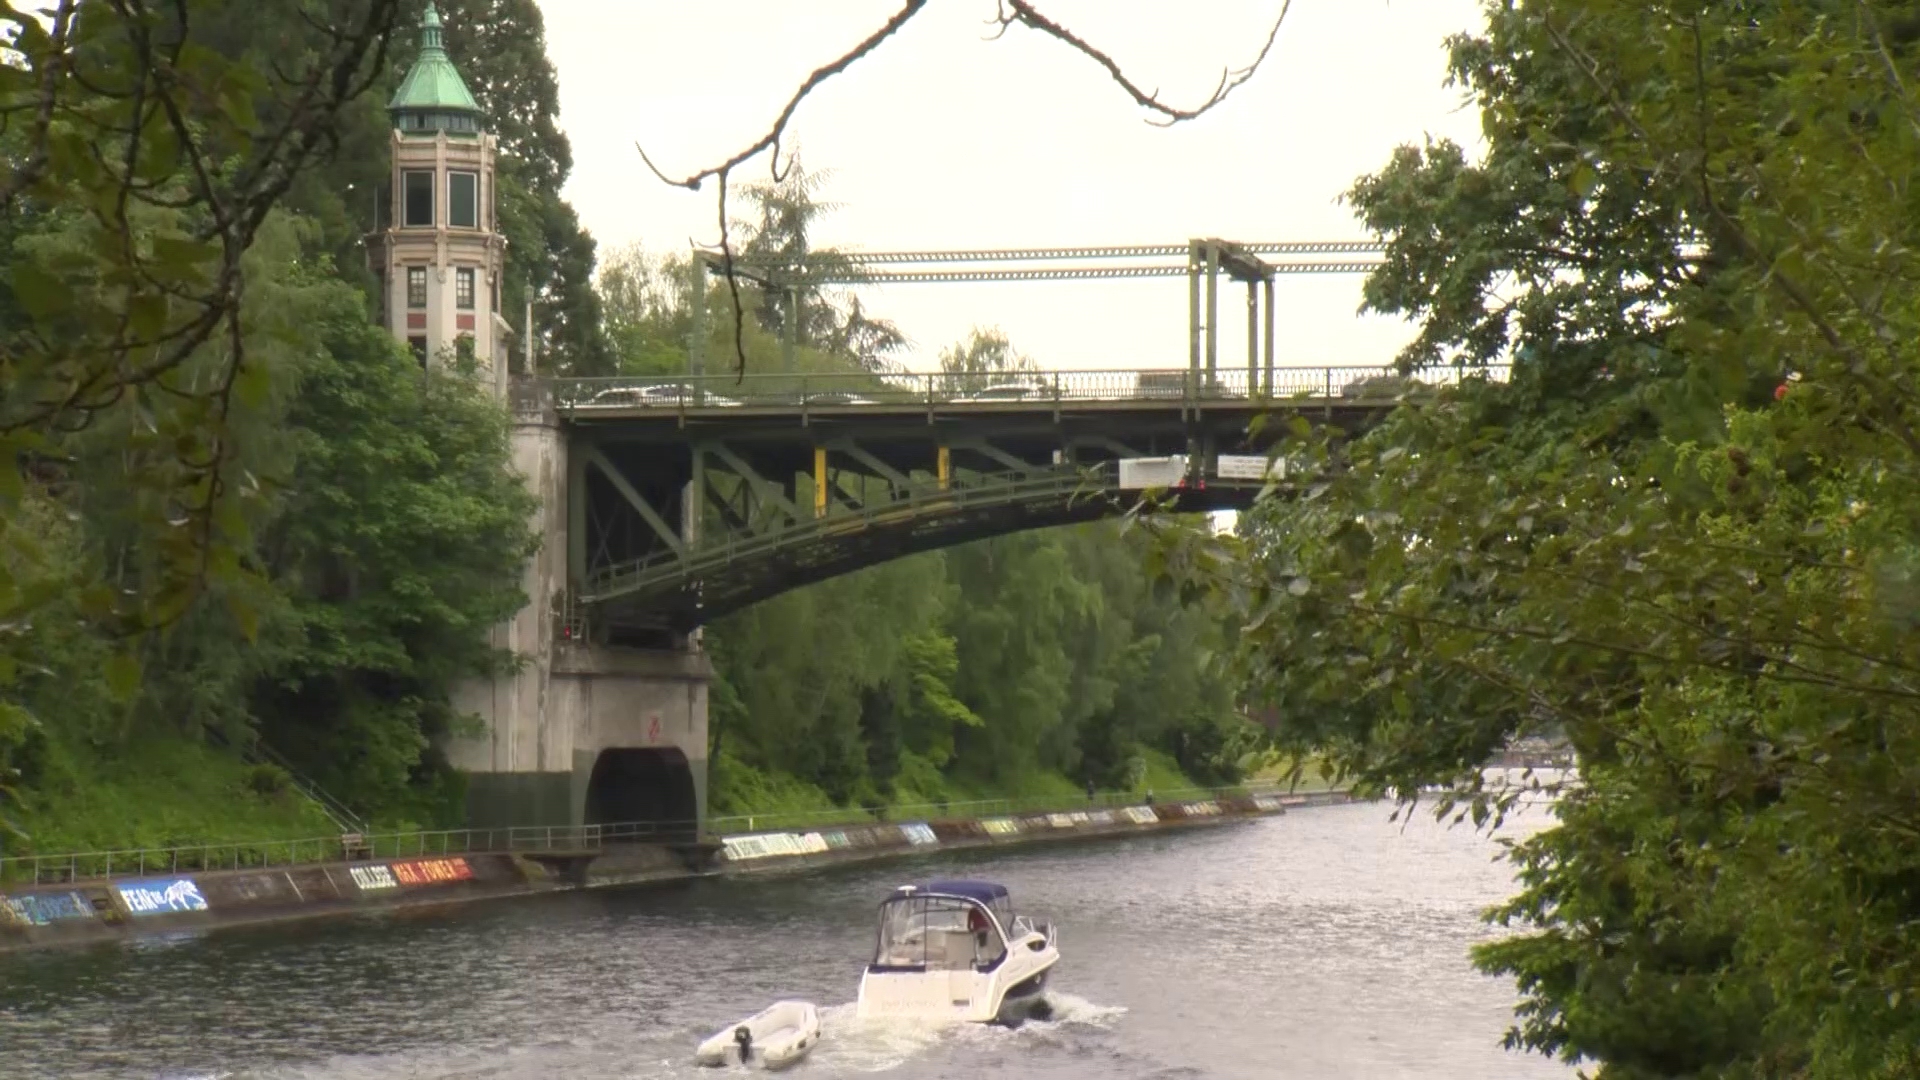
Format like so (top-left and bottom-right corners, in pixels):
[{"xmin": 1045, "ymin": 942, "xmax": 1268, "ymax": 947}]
[{"xmin": 1147, "ymin": 3, "xmax": 1920, "ymax": 1076}]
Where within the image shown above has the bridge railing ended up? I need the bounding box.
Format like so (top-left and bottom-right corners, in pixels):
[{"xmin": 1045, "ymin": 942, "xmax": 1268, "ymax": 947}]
[
  {"xmin": 0, "ymin": 784, "xmax": 1302, "ymax": 887},
  {"xmin": 548, "ymin": 364, "xmax": 1510, "ymax": 413}
]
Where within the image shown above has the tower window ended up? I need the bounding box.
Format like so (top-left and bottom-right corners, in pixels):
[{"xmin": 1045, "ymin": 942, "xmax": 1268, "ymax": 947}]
[
  {"xmin": 403, "ymin": 169, "xmax": 435, "ymax": 227},
  {"xmin": 449, "ymin": 171, "xmax": 478, "ymax": 228},
  {"xmin": 456, "ymin": 267, "xmax": 475, "ymax": 309},
  {"xmin": 408, "ymin": 336, "xmax": 428, "ymax": 368},
  {"xmin": 407, "ymin": 266, "xmax": 427, "ymax": 309}
]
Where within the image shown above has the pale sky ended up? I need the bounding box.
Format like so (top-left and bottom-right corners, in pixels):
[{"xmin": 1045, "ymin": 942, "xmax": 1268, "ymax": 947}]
[{"xmin": 535, "ymin": 1, "xmax": 1489, "ymax": 373}]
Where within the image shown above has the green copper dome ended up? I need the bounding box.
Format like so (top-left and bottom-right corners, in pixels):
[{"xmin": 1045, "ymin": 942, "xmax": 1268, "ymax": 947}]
[{"xmin": 389, "ymin": 4, "xmax": 483, "ymax": 134}]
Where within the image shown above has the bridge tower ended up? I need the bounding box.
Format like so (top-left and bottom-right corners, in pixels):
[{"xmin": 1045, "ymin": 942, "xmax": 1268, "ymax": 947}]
[
  {"xmin": 371, "ymin": 4, "xmax": 509, "ymax": 394},
  {"xmin": 375, "ymin": 7, "xmax": 712, "ymax": 837}
]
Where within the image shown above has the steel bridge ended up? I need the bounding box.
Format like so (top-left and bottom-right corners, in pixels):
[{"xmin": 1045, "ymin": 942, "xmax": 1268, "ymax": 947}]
[{"xmin": 526, "ymin": 239, "xmax": 1502, "ymax": 641}]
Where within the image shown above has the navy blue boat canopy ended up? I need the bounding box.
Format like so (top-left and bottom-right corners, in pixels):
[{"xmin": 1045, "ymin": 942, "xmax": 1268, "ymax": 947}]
[{"xmin": 896, "ymin": 879, "xmax": 1009, "ymax": 903}]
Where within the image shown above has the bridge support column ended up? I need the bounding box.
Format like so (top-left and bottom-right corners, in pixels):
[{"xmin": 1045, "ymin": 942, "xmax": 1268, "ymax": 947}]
[{"xmin": 448, "ymin": 402, "xmax": 711, "ymax": 833}]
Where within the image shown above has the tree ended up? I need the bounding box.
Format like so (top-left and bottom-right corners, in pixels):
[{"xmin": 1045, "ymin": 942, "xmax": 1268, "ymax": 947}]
[
  {"xmin": 733, "ymin": 156, "xmax": 908, "ymax": 369},
  {"xmin": 1144, "ymin": 3, "xmax": 1920, "ymax": 1075},
  {"xmin": 597, "ymin": 242, "xmax": 689, "ymax": 376},
  {"xmin": 250, "ymin": 280, "xmax": 537, "ymax": 820},
  {"xmin": 938, "ymin": 326, "xmax": 1039, "ymax": 393},
  {"xmin": 1, "ymin": 0, "xmax": 407, "ymax": 686}
]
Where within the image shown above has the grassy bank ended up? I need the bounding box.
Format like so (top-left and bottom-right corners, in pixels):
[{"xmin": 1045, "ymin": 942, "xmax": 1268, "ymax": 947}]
[
  {"xmin": 6, "ymin": 741, "xmax": 1282, "ymax": 863},
  {"xmin": 6, "ymin": 737, "xmax": 338, "ymax": 859},
  {"xmin": 708, "ymin": 746, "xmax": 1218, "ymax": 825}
]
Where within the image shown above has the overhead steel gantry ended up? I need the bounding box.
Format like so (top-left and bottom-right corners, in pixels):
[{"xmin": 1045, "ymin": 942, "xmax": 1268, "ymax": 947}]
[{"xmin": 686, "ymin": 239, "xmax": 1386, "ymax": 390}]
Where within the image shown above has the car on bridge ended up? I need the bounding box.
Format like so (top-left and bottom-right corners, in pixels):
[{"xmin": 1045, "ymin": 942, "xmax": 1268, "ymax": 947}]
[
  {"xmin": 961, "ymin": 382, "xmax": 1048, "ymax": 402},
  {"xmin": 577, "ymin": 384, "xmax": 741, "ymax": 409},
  {"xmin": 801, "ymin": 389, "xmax": 882, "ymax": 406}
]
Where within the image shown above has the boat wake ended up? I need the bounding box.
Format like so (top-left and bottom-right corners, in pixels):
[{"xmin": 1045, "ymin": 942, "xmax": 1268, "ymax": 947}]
[{"xmin": 805, "ymin": 993, "xmax": 1126, "ymax": 1073}]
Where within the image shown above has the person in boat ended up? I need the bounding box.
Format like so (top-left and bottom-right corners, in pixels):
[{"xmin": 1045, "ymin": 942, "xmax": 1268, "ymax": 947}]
[{"xmin": 968, "ymin": 904, "xmax": 990, "ymax": 940}]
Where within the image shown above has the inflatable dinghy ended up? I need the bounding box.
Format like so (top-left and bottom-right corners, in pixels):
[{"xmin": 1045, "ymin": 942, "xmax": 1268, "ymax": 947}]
[{"xmin": 694, "ymin": 1000, "xmax": 820, "ymax": 1070}]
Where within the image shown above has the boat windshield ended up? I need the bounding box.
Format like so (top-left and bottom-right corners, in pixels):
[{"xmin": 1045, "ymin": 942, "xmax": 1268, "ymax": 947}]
[{"xmin": 872, "ymin": 895, "xmax": 1008, "ymax": 970}]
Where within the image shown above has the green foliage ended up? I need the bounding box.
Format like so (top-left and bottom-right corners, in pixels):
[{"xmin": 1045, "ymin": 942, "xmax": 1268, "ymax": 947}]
[
  {"xmin": 0, "ymin": 0, "xmax": 586, "ymax": 847},
  {"xmin": 0, "ymin": 0, "xmax": 404, "ymax": 685},
  {"xmin": 11, "ymin": 735, "xmax": 339, "ymax": 856},
  {"xmin": 707, "ymin": 750, "xmax": 843, "ymax": 819},
  {"xmin": 1147, "ymin": 3, "xmax": 1920, "ymax": 1076},
  {"xmin": 705, "ymin": 517, "xmax": 1255, "ymax": 813},
  {"xmin": 250, "ymin": 290, "xmax": 536, "ymax": 820}
]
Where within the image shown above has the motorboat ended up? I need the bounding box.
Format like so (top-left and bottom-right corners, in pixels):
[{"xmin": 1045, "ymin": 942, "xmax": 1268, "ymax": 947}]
[
  {"xmin": 693, "ymin": 1000, "xmax": 820, "ymax": 1070},
  {"xmin": 856, "ymin": 879, "xmax": 1059, "ymax": 1027}
]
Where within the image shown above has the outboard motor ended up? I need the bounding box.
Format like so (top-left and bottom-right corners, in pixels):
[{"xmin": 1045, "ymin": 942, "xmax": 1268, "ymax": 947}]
[{"xmin": 733, "ymin": 1025, "xmax": 754, "ymax": 1064}]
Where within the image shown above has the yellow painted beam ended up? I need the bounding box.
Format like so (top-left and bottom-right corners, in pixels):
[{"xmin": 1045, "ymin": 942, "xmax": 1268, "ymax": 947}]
[
  {"xmin": 937, "ymin": 445, "xmax": 950, "ymax": 491},
  {"xmin": 814, "ymin": 447, "xmax": 828, "ymax": 518}
]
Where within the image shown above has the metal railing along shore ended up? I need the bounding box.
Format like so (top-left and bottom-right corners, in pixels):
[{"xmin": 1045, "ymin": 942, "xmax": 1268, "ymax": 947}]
[{"xmin": 0, "ymin": 784, "xmax": 1317, "ymax": 888}]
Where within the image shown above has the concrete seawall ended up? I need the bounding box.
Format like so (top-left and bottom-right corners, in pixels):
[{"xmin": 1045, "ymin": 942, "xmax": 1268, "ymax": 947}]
[{"xmin": 0, "ymin": 791, "xmax": 1352, "ymax": 954}]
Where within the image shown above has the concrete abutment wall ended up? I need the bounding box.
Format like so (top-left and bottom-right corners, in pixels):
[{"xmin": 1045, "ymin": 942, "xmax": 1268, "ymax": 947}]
[{"xmin": 449, "ymin": 407, "xmax": 710, "ymax": 830}]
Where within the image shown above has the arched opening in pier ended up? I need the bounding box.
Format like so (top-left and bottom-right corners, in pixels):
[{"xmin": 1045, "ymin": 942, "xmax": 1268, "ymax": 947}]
[{"xmin": 584, "ymin": 747, "xmax": 698, "ymax": 842}]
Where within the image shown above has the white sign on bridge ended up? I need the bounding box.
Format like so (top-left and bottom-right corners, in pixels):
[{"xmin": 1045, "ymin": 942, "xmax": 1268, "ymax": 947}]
[
  {"xmin": 1117, "ymin": 456, "xmax": 1190, "ymax": 490},
  {"xmin": 1215, "ymin": 454, "xmax": 1287, "ymax": 481}
]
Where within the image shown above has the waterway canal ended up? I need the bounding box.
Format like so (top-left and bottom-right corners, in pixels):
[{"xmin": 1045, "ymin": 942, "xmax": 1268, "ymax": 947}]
[{"xmin": 1, "ymin": 800, "xmax": 1574, "ymax": 1079}]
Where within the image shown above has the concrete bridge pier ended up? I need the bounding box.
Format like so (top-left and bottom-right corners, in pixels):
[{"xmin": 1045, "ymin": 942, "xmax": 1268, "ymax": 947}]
[{"xmin": 447, "ymin": 399, "xmax": 710, "ymax": 835}]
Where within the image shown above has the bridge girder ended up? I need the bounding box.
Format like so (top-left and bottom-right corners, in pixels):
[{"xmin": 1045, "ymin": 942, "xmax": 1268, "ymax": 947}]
[
  {"xmin": 560, "ymin": 400, "xmax": 1363, "ymax": 642},
  {"xmin": 520, "ymin": 363, "xmax": 1512, "ymax": 643}
]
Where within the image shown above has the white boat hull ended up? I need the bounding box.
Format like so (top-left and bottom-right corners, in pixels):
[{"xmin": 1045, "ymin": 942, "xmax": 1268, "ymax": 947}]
[
  {"xmin": 857, "ymin": 931, "xmax": 1060, "ymax": 1026},
  {"xmin": 694, "ymin": 1000, "xmax": 821, "ymax": 1070}
]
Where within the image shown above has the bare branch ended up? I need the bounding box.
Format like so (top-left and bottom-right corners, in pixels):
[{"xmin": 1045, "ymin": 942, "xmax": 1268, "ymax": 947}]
[
  {"xmin": 637, "ymin": 2, "xmax": 1291, "ymax": 375},
  {"xmin": 0, "ymin": 0, "xmax": 78, "ymax": 211},
  {"xmin": 635, "ymin": 0, "xmax": 931, "ymax": 192},
  {"xmin": 996, "ymin": 0, "xmax": 1291, "ymax": 127},
  {"xmin": 715, "ymin": 169, "xmax": 750, "ymax": 379}
]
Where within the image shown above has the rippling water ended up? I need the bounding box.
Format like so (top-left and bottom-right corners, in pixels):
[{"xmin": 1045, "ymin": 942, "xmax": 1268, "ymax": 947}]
[{"xmin": 1, "ymin": 801, "xmax": 1573, "ymax": 1079}]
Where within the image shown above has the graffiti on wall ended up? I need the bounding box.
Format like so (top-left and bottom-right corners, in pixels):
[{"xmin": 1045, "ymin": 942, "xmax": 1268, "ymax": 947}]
[
  {"xmin": 116, "ymin": 878, "xmax": 208, "ymax": 916},
  {"xmin": 390, "ymin": 858, "xmax": 474, "ymax": 886},
  {"xmin": 349, "ymin": 865, "xmax": 398, "ymax": 891},
  {"xmin": 2, "ymin": 891, "xmax": 95, "ymax": 927}
]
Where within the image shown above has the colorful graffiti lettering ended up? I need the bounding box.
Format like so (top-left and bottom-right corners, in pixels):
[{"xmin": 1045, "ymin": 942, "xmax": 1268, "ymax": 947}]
[
  {"xmin": 2, "ymin": 891, "xmax": 95, "ymax": 927},
  {"xmin": 348, "ymin": 865, "xmax": 398, "ymax": 891},
  {"xmin": 390, "ymin": 858, "xmax": 474, "ymax": 886},
  {"xmin": 116, "ymin": 878, "xmax": 208, "ymax": 916}
]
